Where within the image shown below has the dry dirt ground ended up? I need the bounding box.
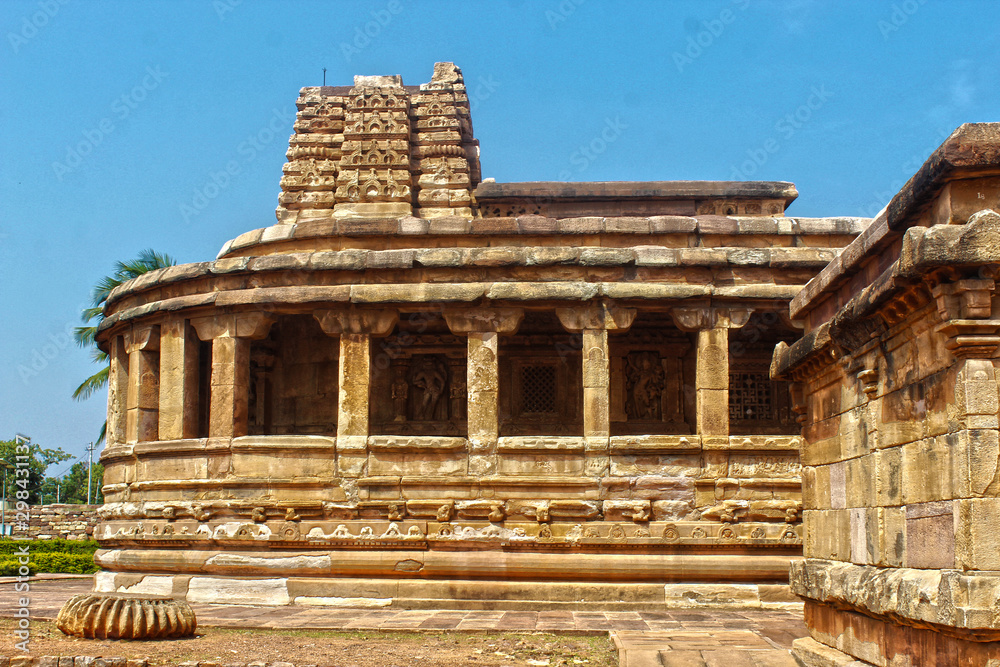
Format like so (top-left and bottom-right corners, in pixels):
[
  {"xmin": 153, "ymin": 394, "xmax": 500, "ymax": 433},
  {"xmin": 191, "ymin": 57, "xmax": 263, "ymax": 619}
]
[{"xmin": 0, "ymin": 619, "xmax": 617, "ymax": 666}]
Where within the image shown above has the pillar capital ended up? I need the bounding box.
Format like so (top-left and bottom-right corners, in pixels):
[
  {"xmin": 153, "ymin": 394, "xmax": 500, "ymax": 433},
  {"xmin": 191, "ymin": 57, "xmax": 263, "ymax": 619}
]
[
  {"xmin": 443, "ymin": 307, "xmax": 524, "ymax": 335},
  {"xmin": 191, "ymin": 313, "xmax": 274, "ymax": 341},
  {"xmin": 555, "ymin": 301, "xmax": 636, "ymax": 333},
  {"xmin": 314, "ymin": 308, "xmax": 397, "ymax": 336},
  {"xmin": 670, "ymin": 306, "xmax": 754, "ymax": 332},
  {"xmin": 124, "ymin": 324, "xmax": 160, "ymax": 353}
]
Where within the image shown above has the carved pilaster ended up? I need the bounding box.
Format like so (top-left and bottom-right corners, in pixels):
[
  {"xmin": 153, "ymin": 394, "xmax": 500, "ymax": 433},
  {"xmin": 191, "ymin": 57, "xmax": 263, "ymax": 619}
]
[
  {"xmin": 314, "ymin": 308, "xmax": 399, "ymax": 476},
  {"xmin": 670, "ymin": 306, "xmax": 754, "ymax": 438},
  {"xmin": 191, "ymin": 313, "xmax": 274, "ymax": 439},
  {"xmin": 444, "ymin": 308, "xmax": 523, "ymax": 475},
  {"xmin": 106, "ymin": 334, "xmax": 129, "ymax": 447},
  {"xmin": 125, "ymin": 325, "xmax": 160, "ymax": 444},
  {"xmin": 158, "ymin": 319, "xmax": 200, "ymax": 440},
  {"xmin": 556, "ymin": 302, "xmax": 636, "ymax": 474}
]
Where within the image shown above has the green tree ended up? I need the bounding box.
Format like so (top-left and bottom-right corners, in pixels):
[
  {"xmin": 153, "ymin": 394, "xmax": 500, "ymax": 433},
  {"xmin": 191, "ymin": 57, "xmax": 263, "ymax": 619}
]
[
  {"xmin": 73, "ymin": 249, "xmax": 176, "ymax": 445},
  {"xmin": 0, "ymin": 439, "xmax": 72, "ymax": 506},
  {"xmin": 44, "ymin": 462, "xmax": 104, "ymax": 504}
]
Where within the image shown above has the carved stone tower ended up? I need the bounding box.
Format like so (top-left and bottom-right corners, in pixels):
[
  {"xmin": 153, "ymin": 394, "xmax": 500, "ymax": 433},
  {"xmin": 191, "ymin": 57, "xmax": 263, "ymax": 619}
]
[{"xmin": 277, "ymin": 62, "xmax": 480, "ymax": 223}]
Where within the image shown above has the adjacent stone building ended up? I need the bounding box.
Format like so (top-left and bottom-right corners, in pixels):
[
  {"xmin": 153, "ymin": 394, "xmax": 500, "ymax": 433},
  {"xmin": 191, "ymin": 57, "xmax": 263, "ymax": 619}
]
[
  {"xmin": 94, "ymin": 63, "xmax": 865, "ymax": 608},
  {"xmin": 773, "ymin": 124, "xmax": 1000, "ymax": 665}
]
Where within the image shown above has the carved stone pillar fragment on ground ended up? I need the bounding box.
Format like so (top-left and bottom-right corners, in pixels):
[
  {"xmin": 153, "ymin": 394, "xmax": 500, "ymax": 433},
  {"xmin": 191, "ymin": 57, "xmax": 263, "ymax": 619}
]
[
  {"xmin": 158, "ymin": 319, "xmax": 200, "ymax": 440},
  {"xmin": 191, "ymin": 314, "xmax": 274, "ymax": 439},
  {"xmin": 444, "ymin": 308, "xmax": 524, "ymax": 475},
  {"xmin": 125, "ymin": 325, "xmax": 160, "ymax": 444}
]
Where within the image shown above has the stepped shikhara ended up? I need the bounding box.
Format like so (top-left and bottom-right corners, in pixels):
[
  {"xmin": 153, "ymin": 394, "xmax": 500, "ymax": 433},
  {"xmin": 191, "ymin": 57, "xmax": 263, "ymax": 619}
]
[
  {"xmin": 94, "ymin": 63, "xmax": 870, "ymax": 610},
  {"xmin": 277, "ymin": 62, "xmax": 479, "ymax": 223}
]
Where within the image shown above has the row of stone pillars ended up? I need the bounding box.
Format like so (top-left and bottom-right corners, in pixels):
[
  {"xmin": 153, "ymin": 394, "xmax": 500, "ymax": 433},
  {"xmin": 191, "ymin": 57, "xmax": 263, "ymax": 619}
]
[{"xmin": 106, "ymin": 304, "xmax": 754, "ymax": 458}]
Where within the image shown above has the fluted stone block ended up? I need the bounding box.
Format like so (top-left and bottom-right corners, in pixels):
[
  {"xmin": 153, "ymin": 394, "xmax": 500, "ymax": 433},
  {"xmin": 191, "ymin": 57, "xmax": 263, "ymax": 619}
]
[{"xmin": 57, "ymin": 593, "xmax": 196, "ymax": 639}]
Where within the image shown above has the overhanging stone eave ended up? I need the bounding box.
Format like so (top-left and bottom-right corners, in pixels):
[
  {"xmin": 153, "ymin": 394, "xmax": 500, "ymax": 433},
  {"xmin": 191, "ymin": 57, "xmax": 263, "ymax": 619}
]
[
  {"xmin": 473, "ymin": 180, "xmax": 800, "ymax": 204},
  {"xmin": 213, "ymin": 213, "xmax": 864, "ymax": 262},
  {"xmin": 790, "ymin": 122, "xmax": 1000, "ymax": 322},
  {"xmin": 98, "ymin": 279, "xmax": 809, "ymax": 339}
]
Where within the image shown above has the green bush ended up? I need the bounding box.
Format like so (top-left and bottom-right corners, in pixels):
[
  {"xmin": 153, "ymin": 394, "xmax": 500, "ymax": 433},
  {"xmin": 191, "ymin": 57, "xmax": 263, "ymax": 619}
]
[
  {"xmin": 33, "ymin": 552, "xmax": 99, "ymax": 574},
  {"xmin": 0, "ymin": 539, "xmax": 99, "ymax": 575},
  {"xmin": 0, "ymin": 539, "xmax": 99, "ymax": 555},
  {"xmin": 0, "ymin": 559, "xmax": 30, "ymax": 576},
  {"xmin": 0, "ymin": 552, "xmax": 98, "ymax": 575}
]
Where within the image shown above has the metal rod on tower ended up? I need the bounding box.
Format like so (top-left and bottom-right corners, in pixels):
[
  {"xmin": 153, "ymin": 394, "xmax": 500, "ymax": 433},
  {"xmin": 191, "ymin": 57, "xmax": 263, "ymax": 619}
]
[
  {"xmin": 86, "ymin": 442, "xmax": 94, "ymax": 505},
  {"xmin": 323, "ymin": 68, "xmax": 327, "ymax": 86}
]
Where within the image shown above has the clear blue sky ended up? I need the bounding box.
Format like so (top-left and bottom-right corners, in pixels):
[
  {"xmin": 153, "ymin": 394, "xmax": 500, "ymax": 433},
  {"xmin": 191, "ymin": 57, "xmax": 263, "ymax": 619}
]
[{"xmin": 1, "ymin": 0, "xmax": 997, "ymax": 472}]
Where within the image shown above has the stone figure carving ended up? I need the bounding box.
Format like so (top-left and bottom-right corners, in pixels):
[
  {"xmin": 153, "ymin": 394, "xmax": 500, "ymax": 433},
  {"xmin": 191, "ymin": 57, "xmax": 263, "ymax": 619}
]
[
  {"xmin": 436, "ymin": 504, "xmax": 453, "ymax": 522},
  {"xmin": 409, "ymin": 356, "xmax": 449, "ymax": 420},
  {"xmin": 391, "ymin": 365, "xmax": 409, "ymax": 421},
  {"xmin": 625, "ymin": 351, "xmax": 665, "ymax": 420}
]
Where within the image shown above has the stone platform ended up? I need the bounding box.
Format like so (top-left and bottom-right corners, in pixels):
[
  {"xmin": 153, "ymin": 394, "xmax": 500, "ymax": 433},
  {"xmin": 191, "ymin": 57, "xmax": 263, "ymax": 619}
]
[{"xmin": 1, "ymin": 577, "xmax": 804, "ymax": 666}]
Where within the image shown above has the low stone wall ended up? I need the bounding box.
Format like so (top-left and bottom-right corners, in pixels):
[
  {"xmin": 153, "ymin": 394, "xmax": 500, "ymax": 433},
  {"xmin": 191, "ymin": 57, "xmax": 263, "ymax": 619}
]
[{"xmin": 26, "ymin": 505, "xmax": 100, "ymax": 540}]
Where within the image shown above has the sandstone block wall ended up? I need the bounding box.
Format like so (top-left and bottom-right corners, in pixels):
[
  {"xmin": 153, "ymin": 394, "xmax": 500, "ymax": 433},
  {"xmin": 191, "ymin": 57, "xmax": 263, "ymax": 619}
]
[
  {"xmin": 774, "ymin": 123, "xmax": 1000, "ymax": 666},
  {"xmin": 27, "ymin": 504, "xmax": 100, "ymax": 540}
]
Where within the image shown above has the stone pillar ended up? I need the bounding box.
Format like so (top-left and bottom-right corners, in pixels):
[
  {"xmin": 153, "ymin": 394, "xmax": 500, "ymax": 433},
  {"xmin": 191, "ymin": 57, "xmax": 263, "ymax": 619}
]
[
  {"xmin": 191, "ymin": 313, "xmax": 274, "ymax": 439},
  {"xmin": 696, "ymin": 325, "xmax": 729, "ymax": 436},
  {"xmin": 158, "ymin": 319, "xmax": 200, "ymax": 440},
  {"xmin": 671, "ymin": 306, "xmax": 753, "ymax": 438},
  {"xmin": 124, "ymin": 325, "xmax": 160, "ymax": 444},
  {"xmin": 106, "ymin": 334, "xmax": 129, "ymax": 447},
  {"xmin": 315, "ymin": 309, "xmax": 398, "ymax": 476},
  {"xmin": 556, "ymin": 302, "xmax": 636, "ymax": 475},
  {"xmin": 443, "ymin": 308, "xmax": 524, "ymax": 476}
]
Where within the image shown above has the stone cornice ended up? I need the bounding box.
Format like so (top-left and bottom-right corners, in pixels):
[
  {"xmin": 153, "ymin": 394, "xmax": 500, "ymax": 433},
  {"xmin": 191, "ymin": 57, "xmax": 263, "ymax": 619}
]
[
  {"xmin": 792, "ymin": 558, "xmax": 1000, "ymax": 641},
  {"xmin": 216, "ymin": 214, "xmax": 866, "ymax": 259}
]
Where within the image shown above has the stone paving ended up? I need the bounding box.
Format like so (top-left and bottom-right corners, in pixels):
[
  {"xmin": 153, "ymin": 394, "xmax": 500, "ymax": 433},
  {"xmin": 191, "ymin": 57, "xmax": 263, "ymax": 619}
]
[{"xmin": 1, "ymin": 577, "xmax": 805, "ymax": 666}]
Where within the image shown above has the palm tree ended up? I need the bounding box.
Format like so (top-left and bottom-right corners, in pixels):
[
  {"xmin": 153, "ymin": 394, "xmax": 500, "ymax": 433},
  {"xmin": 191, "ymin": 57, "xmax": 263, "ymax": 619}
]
[{"xmin": 74, "ymin": 249, "xmax": 177, "ymax": 445}]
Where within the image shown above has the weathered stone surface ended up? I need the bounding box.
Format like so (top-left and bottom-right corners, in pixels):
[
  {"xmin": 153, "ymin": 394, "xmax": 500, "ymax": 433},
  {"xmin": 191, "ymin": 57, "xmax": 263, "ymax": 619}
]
[
  {"xmin": 777, "ymin": 127, "xmax": 1000, "ymax": 666},
  {"xmin": 57, "ymin": 593, "xmax": 196, "ymax": 639}
]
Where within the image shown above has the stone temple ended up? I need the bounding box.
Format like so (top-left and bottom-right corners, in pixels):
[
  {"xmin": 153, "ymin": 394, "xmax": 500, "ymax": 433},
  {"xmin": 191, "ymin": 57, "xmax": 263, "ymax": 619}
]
[{"xmin": 93, "ymin": 61, "xmax": 1000, "ymax": 664}]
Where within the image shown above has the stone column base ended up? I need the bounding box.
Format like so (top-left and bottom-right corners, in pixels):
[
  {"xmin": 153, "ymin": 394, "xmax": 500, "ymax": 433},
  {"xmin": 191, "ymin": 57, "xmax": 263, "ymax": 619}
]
[
  {"xmin": 797, "ymin": 601, "xmax": 1000, "ymax": 666},
  {"xmin": 792, "ymin": 637, "xmax": 874, "ymax": 666}
]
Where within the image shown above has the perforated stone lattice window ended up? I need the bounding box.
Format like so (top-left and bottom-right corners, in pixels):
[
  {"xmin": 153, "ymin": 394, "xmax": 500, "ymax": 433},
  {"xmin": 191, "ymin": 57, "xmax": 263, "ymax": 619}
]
[
  {"xmin": 520, "ymin": 365, "xmax": 557, "ymax": 414},
  {"xmin": 729, "ymin": 371, "xmax": 773, "ymax": 421}
]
